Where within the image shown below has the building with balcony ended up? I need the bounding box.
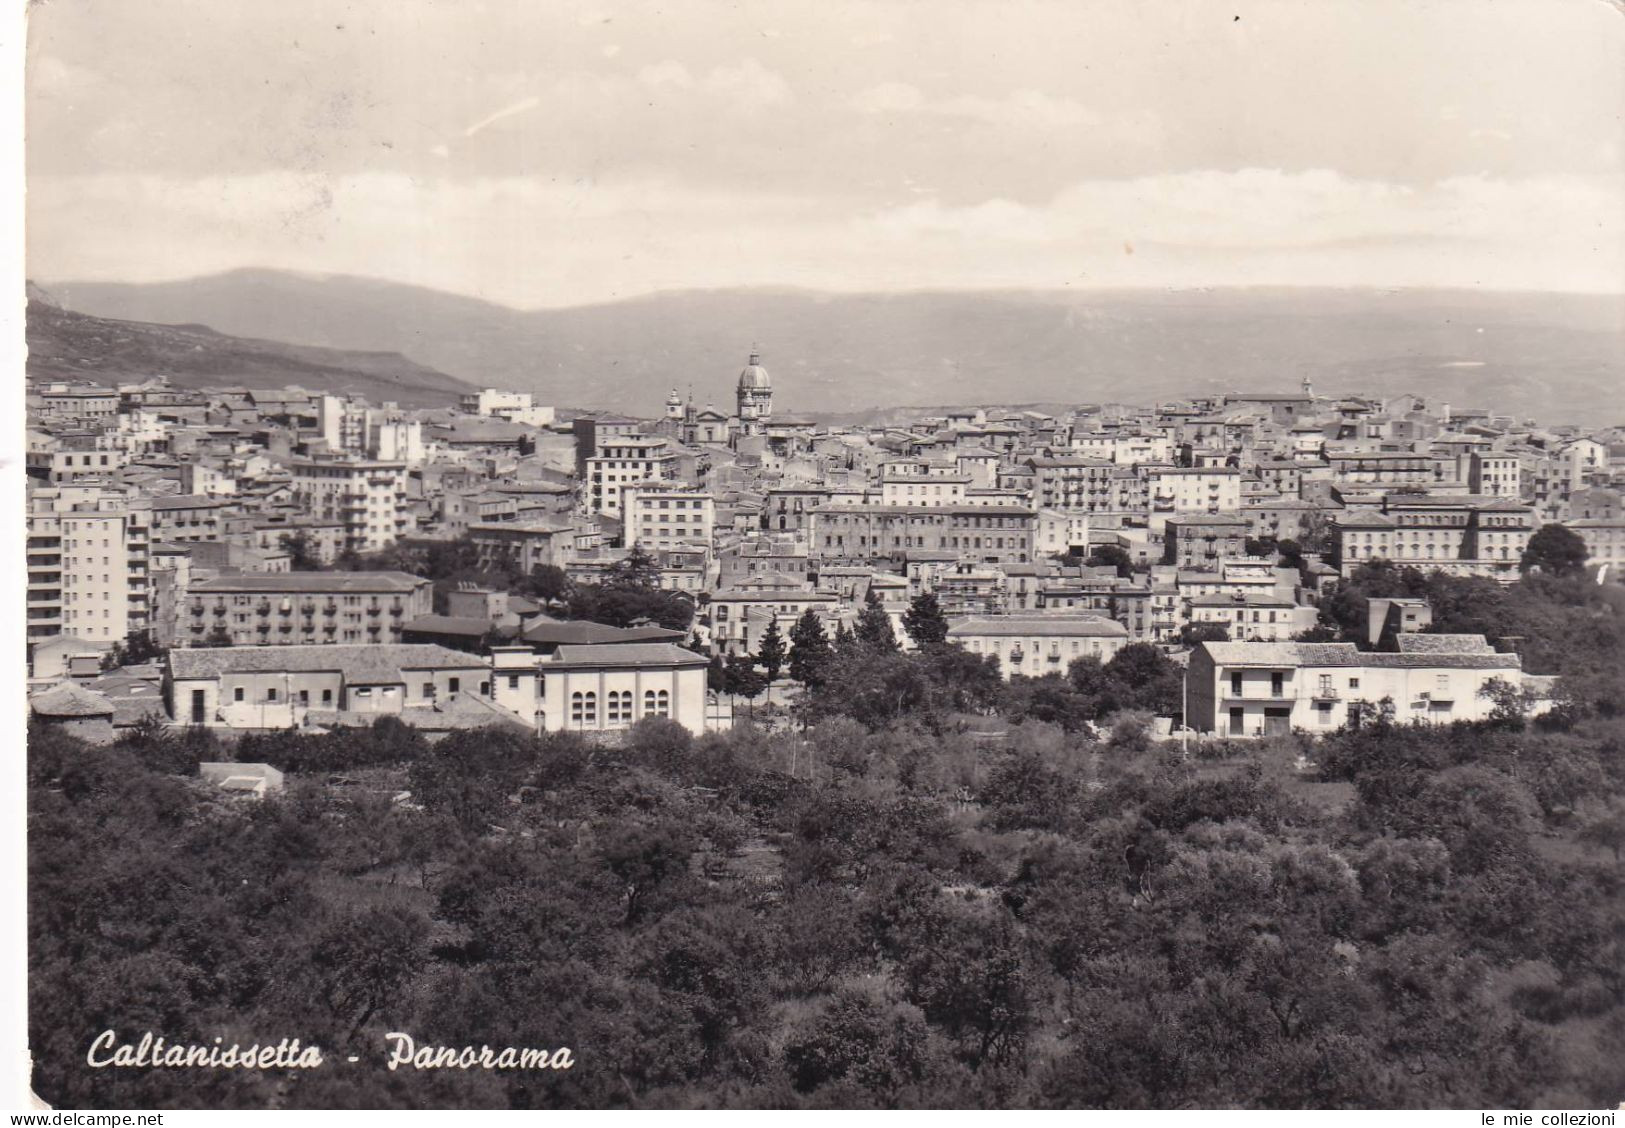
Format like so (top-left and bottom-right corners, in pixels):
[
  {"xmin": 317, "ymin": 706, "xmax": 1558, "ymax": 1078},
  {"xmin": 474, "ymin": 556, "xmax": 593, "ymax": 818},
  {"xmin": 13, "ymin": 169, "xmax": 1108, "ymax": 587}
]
[
  {"xmin": 1028, "ymin": 457, "xmax": 1116, "ymax": 513},
  {"xmin": 1187, "ymin": 635, "xmax": 1524, "ymax": 737},
  {"xmin": 1145, "ymin": 467, "xmax": 1242, "ymax": 515},
  {"xmin": 623, "ymin": 486, "xmax": 716, "ymax": 551},
  {"xmin": 26, "ymin": 486, "xmax": 152, "ymax": 649},
  {"xmin": 290, "ymin": 457, "xmax": 409, "ymax": 553},
  {"xmin": 807, "ymin": 504, "xmax": 1035, "ymax": 565},
  {"xmin": 182, "ymin": 571, "xmax": 432, "ymax": 647},
  {"xmin": 467, "ymin": 521, "xmax": 571, "ymax": 575},
  {"xmin": 946, "ymin": 613, "xmax": 1129, "ymax": 679},
  {"xmin": 584, "ymin": 436, "xmax": 678, "ymax": 518},
  {"xmin": 1333, "ymin": 495, "xmax": 1533, "ymax": 578},
  {"xmin": 1163, "ymin": 514, "xmax": 1252, "ymax": 569}
]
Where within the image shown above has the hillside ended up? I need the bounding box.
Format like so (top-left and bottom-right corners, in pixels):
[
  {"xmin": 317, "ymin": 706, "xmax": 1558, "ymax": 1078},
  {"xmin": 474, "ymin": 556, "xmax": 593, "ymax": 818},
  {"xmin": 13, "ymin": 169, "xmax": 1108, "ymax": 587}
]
[
  {"xmin": 25, "ymin": 288, "xmax": 474, "ymax": 408},
  {"xmin": 52, "ymin": 270, "xmax": 1625, "ymax": 424}
]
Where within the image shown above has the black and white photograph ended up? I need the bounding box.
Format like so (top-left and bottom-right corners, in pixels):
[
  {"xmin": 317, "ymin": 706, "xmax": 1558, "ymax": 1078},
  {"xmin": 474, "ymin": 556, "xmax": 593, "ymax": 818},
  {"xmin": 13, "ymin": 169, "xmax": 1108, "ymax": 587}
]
[{"xmin": 12, "ymin": 0, "xmax": 1625, "ymax": 1113}]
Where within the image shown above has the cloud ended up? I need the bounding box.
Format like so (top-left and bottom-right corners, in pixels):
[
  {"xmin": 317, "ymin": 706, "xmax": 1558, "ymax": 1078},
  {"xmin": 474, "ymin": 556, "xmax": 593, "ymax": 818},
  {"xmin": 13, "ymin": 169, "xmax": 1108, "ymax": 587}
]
[
  {"xmin": 637, "ymin": 58, "xmax": 791, "ymax": 106},
  {"xmin": 851, "ymin": 82, "xmax": 1143, "ymax": 133},
  {"xmin": 29, "ymin": 166, "xmax": 1625, "ymax": 306},
  {"xmin": 860, "ymin": 168, "xmax": 1625, "ymax": 256}
]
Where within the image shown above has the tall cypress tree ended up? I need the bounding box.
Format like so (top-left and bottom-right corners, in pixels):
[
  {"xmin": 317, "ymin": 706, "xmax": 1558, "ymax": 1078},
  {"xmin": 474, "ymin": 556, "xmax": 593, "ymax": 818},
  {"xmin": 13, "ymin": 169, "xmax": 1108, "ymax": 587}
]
[
  {"xmin": 856, "ymin": 590, "xmax": 900, "ymax": 652},
  {"xmin": 902, "ymin": 592, "xmax": 951, "ymax": 650},
  {"xmin": 757, "ymin": 618, "xmax": 788, "ymax": 683},
  {"xmin": 788, "ymin": 609, "xmax": 833, "ymax": 686}
]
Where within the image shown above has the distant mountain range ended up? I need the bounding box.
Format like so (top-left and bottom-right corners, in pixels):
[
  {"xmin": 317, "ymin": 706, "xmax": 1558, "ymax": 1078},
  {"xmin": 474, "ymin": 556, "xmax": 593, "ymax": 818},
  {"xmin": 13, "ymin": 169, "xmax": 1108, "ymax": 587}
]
[
  {"xmin": 45, "ymin": 269, "xmax": 1625, "ymax": 425},
  {"xmin": 25, "ymin": 281, "xmax": 474, "ymax": 408}
]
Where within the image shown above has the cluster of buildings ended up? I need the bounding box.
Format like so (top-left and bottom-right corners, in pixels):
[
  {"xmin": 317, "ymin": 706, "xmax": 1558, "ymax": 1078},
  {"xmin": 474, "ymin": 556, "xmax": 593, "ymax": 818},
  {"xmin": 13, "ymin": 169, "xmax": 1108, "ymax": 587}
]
[{"xmin": 25, "ymin": 360, "xmax": 1623, "ymax": 743}]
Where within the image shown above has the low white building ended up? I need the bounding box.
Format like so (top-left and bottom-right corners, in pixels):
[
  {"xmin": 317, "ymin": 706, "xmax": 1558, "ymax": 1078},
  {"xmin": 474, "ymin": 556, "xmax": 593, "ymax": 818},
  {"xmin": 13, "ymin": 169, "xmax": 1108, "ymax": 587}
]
[
  {"xmin": 947, "ymin": 613, "xmax": 1129, "ymax": 679},
  {"xmin": 531, "ymin": 643, "xmax": 711, "ymax": 734},
  {"xmin": 1187, "ymin": 634, "xmax": 1527, "ymax": 738}
]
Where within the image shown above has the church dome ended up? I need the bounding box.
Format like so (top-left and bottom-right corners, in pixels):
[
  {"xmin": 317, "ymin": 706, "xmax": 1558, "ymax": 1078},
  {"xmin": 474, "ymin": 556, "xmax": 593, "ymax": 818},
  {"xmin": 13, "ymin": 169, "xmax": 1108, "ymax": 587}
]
[{"xmin": 737, "ymin": 352, "xmax": 771, "ymax": 392}]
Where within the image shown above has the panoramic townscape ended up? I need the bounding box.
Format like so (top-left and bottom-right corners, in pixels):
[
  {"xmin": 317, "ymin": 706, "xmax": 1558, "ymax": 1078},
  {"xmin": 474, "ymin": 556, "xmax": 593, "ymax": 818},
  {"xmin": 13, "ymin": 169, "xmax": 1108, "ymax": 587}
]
[
  {"xmin": 20, "ymin": 0, "xmax": 1625, "ymax": 1113},
  {"xmin": 24, "ymin": 322, "xmax": 1625, "ymax": 1108},
  {"xmin": 23, "ymin": 340, "xmax": 1625, "ymax": 739}
]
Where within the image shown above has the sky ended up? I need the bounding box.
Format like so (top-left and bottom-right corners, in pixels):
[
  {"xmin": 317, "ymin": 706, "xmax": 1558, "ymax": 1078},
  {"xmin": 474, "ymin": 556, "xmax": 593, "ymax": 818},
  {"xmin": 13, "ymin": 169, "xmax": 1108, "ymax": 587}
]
[{"xmin": 24, "ymin": 0, "xmax": 1625, "ymax": 308}]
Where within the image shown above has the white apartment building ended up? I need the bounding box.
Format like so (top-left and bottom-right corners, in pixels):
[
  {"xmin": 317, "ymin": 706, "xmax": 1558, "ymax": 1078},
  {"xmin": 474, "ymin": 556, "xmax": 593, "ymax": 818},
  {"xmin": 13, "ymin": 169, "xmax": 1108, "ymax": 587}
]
[
  {"xmin": 1146, "ymin": 467, "xmax": 1243, "ymax": 515},
  {"xmin": 291, "ymin": 458, "xmax": 408, "ymax": 553},
  {"xmin": 1035, "ymin": 509, "xmax": 1090, "ymax": 556},
  {"xmin": 368, "ymin": 419, "xmax": 425, "ymax": 464},
  {"xmin": 623, "ymin": 486, "xmax": 716, "ymax": 550},
  {"xmin": 946, "ymin": 614, "xmax": 1129, "ymax": 679},
  {"xmin": 460, "ymin": 388, "xmax": 556, "ymax": 427},
  {"xmin": 1466, "ymin": 451, "xmax": 1521, "ymax": 498},
  {"xmin": 880, "ymin": 470, "xmax": 970, "ymax": 507},
  {"xmin": 585, "ymin": 436, "xmax": 678, "ymax": 518},
  {"xmin": 26, "ymin": 486, "xmax": 152, "ymax": 648}
]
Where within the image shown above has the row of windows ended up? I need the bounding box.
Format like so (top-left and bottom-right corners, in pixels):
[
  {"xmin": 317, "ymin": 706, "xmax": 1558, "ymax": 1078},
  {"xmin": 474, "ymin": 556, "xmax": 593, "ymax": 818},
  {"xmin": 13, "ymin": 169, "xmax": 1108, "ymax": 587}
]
[
  {"xmin": 229, "ymin": 676, "xmax": 483, "ymax": 705},
  {"xmin": 569, "ymin": 689, "xmax": 670, "ymax": 724},
  {"xmin": 640, "ymin": 498, "xmax": 708, "ymax": 510}
]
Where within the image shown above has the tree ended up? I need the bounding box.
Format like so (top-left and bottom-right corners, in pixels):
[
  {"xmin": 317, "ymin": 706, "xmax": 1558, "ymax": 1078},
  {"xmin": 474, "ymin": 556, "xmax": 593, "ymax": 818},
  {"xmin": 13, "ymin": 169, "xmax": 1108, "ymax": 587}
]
[
  {"xmin": 1103, "ymin": 643, "xmax": 1184, "ymax": 717},
  {"xmin": 524, "ymin": 564, "xmax": 571, "ymax": 603},
  {"xmin": 723, "ymin": 654, "xmax": 768, "ymax": 701},
  {"xmin": 789, "ymin": 609, "xmax": 835, "ymax": 687},
  {"xmin": 1086, "ymin": 544, "xmax": 1135, "ymax": 578},
  {"xmin": 902, "ymin": 592, "xmax": 950, "ymax": 650},
  {"xmin": 757, "ymin": 619, "xmax": 787, "ymax": 683},
  {"xmin": 607, "ymin": 543, "xmax": 663, "ymax": 589},
  {"xmin": 833, "ymin": 620, "xmax": 858, "ymax": 656},
  {"xmin": 1521, "ymin": 524, "xmax": 1589, "ymax": 577},
  {"xmin": 1244, "ymin": 535, "xmax": 1279, "ymax": 560},
  {"xmin": 204, "ymin": 625, "xmax": 233, "ymax": 648},
  {"xmin": 278, "ymin": 531, "xmax": 320, "ymax": 571},
  {"xmin": 856, "ymin": 590, "xmax": 900, "ymax": 652},
  {"xmin": 1478, "ymin": 676, "xmax": 1539, "ymax": 728},
  {"xmin": 901, "ymin": 910, "xmax": 1034, "ymax": 1070},
  {"xmin": 1178, "ymin": 622, "xmax": 1230, "ymax": 647},
  {"xmin": 599, "ymin": 820, "xmax": 696, "ymax": 926}
]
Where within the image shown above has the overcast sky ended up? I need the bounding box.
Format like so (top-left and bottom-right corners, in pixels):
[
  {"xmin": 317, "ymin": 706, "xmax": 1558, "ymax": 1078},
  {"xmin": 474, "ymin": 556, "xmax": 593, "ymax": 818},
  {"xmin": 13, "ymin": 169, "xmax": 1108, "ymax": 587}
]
[{"xmin": 25, "ymin": 0, "xmax": 1625, "ymax": 308}]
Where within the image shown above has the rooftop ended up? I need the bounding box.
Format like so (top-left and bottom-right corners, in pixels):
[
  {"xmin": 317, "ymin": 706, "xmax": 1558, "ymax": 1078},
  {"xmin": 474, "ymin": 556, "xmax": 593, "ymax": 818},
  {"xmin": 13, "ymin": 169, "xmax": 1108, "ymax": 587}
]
[
  {"xmin": 169, "ymin": 644, "xmax": 486, "ymax": 682},
  {"xmin": 1199, "ymin": 638, "xmax": 1518, "ymax": 669},
  {"xmin": 190, "ymin": 571, "xmax": 429, "ymax": 594},
  {"xmin": 948, "ymin": 615, "xmax": 1129, "ymax": 638},
  {"xmin": 548, "ymin": 643, "xmax": 710, "ymax": 669}
]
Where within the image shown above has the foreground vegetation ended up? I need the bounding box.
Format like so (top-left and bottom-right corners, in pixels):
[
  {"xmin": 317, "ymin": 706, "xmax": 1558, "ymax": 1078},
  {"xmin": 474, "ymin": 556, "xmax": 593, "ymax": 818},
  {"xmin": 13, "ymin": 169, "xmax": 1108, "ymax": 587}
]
[
  {"xmin": 28, "ymin": 569, "xmax": 1625, "ymax": 1108},
  {"xmin": 29, "ymin": 710, "xmax": 1625, "ymax": 1108}
]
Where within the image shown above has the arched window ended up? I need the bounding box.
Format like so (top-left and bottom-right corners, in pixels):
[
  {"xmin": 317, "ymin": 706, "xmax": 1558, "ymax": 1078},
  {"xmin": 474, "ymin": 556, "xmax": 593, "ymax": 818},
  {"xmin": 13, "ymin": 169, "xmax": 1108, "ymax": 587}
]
[
  {"xmin": 571, "ymin": 691, "xmax": 597, "ymax": 725},
  {"xmin": 656, "ymin": 690, "xmax": 670, "ymax": 717},
  {"xmin": 643, "ymin": 689, "xmax": 657, "ymax": 715}
]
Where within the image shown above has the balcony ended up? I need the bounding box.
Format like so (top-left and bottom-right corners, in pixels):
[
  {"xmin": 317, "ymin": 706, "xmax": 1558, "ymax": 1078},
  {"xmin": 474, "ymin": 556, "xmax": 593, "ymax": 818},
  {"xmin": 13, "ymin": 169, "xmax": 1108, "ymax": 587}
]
[{"xmin": 1221, "ymin": 695, "xmax": 1293, "ymax": 708}]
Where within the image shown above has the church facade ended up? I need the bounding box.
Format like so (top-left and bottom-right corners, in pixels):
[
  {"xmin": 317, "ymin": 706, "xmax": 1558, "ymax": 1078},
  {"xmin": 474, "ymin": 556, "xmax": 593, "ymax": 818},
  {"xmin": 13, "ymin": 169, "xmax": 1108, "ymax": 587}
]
[{"xmin": 666, "ymin": 352, "xmax": 775, "ymax": 448}]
